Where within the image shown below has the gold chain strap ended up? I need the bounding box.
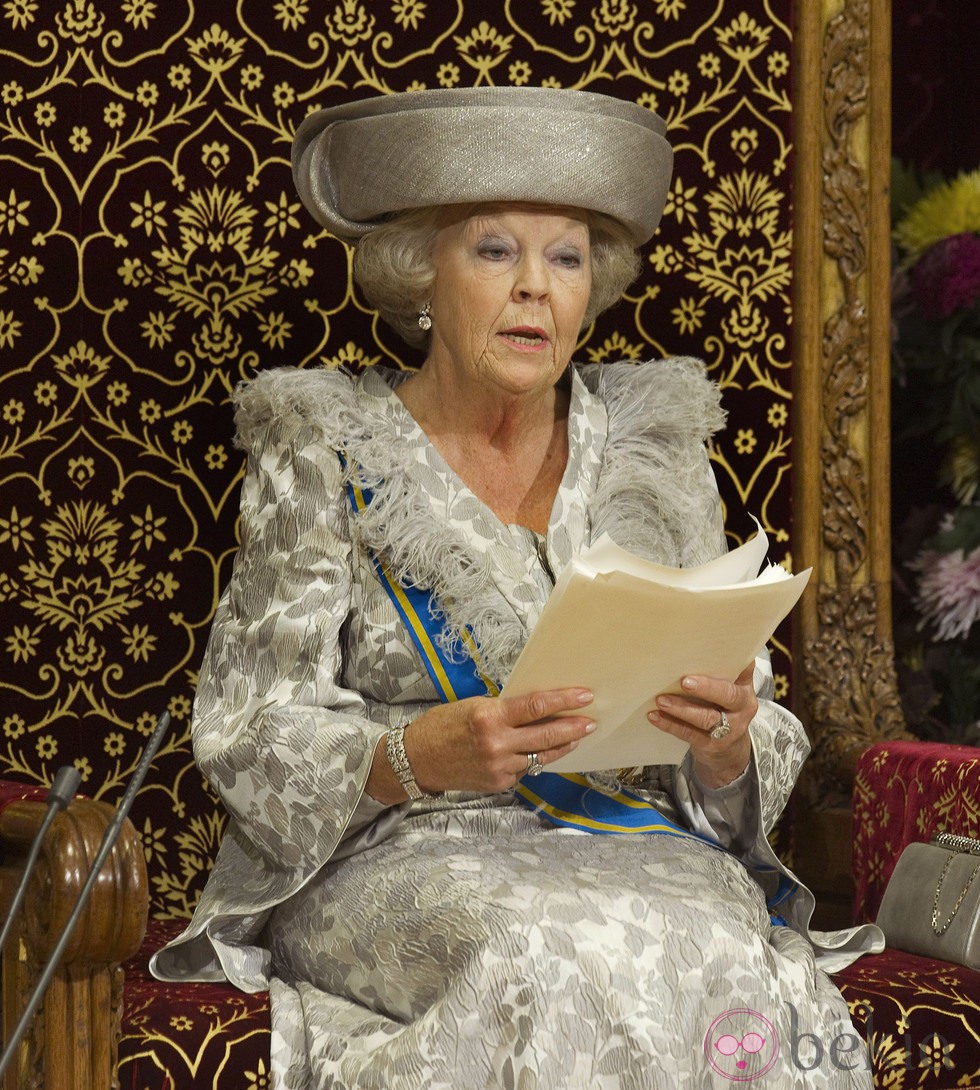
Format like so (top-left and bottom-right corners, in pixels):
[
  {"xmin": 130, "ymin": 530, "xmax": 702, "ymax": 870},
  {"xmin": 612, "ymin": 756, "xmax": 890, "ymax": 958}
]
[{"xmin": 931, "ymin": 851, "xmax": 980, "ymax": 936}]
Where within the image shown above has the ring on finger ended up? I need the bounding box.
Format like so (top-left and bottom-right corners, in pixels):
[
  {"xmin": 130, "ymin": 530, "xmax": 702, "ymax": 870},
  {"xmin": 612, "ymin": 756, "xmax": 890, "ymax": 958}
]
[
  {"xmin": 525, "ymin": 752, "xmax": 544, "ymax": 776},
  {"xmin": 710, "ymin": 710, "xmax": 732, "ymax": 741}
]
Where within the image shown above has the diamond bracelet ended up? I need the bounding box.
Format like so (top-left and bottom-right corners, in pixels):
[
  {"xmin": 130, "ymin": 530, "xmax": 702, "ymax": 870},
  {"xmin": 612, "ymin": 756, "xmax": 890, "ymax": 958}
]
[{"xmin": 385, "ymin": 722, "xmax": 439, "ymax": 801}]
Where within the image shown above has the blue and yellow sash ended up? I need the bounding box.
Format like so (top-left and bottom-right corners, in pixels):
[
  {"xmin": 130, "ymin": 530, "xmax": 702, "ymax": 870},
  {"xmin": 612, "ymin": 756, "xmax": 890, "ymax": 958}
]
[{"xmin": 340, "ymin": 455, "xmax": 797, "ymax": 922}]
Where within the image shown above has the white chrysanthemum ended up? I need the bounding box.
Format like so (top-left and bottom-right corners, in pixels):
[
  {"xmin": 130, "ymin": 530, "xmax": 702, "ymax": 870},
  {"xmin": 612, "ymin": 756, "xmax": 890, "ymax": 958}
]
[{"xmin": 911, "ymin": 545, "xmax": 980, "ymax": 641}]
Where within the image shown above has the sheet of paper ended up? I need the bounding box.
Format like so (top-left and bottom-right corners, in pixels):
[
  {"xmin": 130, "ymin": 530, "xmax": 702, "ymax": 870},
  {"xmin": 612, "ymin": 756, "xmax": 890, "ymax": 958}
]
[
  {"xmin": 501, "ymin": 530, "xmax": 810, "ymax": 772},
  {"xmin": 581, "ymin": 522, "xmax": 770, "ymax": 588}
]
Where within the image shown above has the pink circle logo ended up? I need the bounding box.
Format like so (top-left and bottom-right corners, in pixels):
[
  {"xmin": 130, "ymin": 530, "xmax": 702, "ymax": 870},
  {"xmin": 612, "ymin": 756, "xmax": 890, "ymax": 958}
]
[{"xmin": 704, "ymin": 1009, "xmax": 780, "ymax": 1081}]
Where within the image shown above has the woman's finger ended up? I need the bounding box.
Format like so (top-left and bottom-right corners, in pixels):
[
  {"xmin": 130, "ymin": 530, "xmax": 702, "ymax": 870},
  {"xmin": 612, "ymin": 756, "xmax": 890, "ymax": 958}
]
[
  {"xmin": 511, "ymin": 735, "xmax": 583, "ymax": 781},
  {"xmin": 500, "ymin": 687, "xmax": 594, "ymax": 727}
]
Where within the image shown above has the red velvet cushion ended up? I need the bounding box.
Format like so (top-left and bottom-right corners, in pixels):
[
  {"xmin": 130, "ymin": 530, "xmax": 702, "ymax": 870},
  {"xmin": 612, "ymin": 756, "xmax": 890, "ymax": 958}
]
[
  {"xmin": 833, "ymin": 948, "xmax": 980, "ymax": 1089},
  {"xmin": 0, "ymin": 780, "xmax": 49, "ymax": 810},
  {"xmin": 852, "ymin": 741, "xmax": 980, "ymax": 922},
  {"xmin": 121, "ymin": 928, "xmax": 980, "ymax": 1090},
  {"xmin": 118, "ymin": 918, "xmax": 270, "ymax": 1090}
]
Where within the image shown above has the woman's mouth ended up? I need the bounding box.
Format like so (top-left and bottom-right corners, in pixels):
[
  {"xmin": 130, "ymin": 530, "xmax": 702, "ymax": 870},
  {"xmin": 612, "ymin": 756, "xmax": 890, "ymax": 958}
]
[{"xmin": 500, "ymin": 327, "xmax": 549, "ymax": 348}]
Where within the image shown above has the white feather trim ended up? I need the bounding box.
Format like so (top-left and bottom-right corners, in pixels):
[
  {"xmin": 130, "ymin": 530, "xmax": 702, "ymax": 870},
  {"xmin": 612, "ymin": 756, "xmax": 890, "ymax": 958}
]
[{"xmin": 233, "ymin": 359, "xmax": 727, "ymax": 681}]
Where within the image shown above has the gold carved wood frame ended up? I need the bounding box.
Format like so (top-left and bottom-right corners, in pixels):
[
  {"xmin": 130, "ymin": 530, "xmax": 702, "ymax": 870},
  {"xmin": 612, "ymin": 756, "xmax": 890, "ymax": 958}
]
[{"xmin": 792, "ymin": 0, "xmax": 911, "ymax": 919}]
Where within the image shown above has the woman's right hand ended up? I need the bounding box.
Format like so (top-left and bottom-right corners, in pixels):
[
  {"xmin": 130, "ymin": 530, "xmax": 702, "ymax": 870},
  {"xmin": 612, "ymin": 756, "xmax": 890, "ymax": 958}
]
[{"xmin": 367, "ymin": 688, "xmax": 595, "ymax": 803}]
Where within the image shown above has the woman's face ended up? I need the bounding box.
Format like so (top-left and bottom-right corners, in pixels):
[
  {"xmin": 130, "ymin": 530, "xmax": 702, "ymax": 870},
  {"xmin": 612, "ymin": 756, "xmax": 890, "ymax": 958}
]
[{"xmin": 426, "ymin": 204, "xmax": 592, "ymax": 399}]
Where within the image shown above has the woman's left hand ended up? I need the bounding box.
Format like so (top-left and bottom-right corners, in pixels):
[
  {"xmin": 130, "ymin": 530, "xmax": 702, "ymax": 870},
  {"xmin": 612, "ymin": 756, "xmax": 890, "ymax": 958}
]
[{"xmin": 647, "ymin": 662, "xmax": 756, "ymax": 789}]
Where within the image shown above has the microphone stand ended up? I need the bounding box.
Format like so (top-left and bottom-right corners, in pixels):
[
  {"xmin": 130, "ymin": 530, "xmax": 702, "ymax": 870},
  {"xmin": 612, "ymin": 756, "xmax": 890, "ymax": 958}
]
[{"xmin": 0, "ymin": 710, "xmax": 171, "ymax": 1081}]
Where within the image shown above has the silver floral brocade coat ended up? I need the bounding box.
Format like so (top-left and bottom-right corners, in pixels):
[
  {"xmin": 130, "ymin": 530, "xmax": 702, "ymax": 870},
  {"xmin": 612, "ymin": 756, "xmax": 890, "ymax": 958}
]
[{"xmin": 153, "ymin": 359, "xmax": 881, "ymax": 1089}]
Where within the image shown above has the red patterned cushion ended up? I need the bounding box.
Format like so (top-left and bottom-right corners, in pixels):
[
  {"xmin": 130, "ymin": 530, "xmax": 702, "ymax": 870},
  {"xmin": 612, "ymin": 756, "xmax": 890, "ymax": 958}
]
[
  {"xmin": 0, "ymin": 780, "xmax": 48, "ymax": 810},
  {"xmin": 119, "ymin": 918, "xmax": 270, "ymax": 1090},
  {"xmin": 852, "ymin": 741, "xmax": 980, "ymax": 922},
  {"xmin": 833, "ymin": 948, "xmax": 980, "ymax": 1089}
]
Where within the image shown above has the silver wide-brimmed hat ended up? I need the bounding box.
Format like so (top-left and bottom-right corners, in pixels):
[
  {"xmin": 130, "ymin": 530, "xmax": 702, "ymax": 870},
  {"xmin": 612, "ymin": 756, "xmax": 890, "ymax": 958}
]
[{"xmin": 292, "ymin": 86, "xmax": 673, "ymax": 246}]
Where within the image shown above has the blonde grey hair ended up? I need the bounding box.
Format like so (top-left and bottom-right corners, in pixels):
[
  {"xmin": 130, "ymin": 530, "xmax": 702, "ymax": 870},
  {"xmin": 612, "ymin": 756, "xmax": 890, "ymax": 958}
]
[{"xmin": 353, "ymin": 205, "xmax": 641, "ymax": 349}]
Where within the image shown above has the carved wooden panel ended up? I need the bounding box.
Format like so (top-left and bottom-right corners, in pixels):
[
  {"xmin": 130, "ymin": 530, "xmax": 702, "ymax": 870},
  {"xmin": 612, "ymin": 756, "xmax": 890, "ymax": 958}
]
[{"xmin": 791, "ymin": 0, "xmax": 910, "ymax": 816}]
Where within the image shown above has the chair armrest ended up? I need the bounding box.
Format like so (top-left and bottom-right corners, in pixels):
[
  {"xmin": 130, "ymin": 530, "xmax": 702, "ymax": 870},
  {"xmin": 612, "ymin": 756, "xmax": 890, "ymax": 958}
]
[
  {"xmin": 851, "ymin": 741, "xmax": 980, "ymax": 924},
  {"xmin": 0, "ymin": 779, "xmax": 148, "ymax": 1090}
]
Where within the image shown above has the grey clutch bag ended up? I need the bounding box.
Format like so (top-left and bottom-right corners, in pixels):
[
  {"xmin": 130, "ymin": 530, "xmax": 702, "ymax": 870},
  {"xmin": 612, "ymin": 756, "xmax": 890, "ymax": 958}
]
[{"xmin": 876, "ymin": 831, "xmax": 980, "ymax": 970}]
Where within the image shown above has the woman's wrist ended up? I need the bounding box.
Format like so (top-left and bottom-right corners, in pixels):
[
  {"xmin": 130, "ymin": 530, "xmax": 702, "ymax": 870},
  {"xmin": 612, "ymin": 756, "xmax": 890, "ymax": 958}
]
[
  {"xmin": 365, "ymin": 735, "xmax": 406, "ymax": 804},
  {"xmin": 692, "ymin": 735, "xmax": 753, "ymax": 790},
  {"xmin": 366, "ymin": 720, "xmax": 442, "ymax": 804},
  {"xmin": 386, "ymin": 721, "xmax": 441, "ymax": 800}
]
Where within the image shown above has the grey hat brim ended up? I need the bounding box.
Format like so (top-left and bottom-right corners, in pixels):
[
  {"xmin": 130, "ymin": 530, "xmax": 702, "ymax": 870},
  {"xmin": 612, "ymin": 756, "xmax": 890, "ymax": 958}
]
[{"xmin": 292, "ymin": 87, "xmax": 672, "ymax": 246}]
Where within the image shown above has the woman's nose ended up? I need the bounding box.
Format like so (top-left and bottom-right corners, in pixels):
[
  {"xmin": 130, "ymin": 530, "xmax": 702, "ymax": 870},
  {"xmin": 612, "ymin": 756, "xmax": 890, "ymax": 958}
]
[{"xmin": 512, "ymin": 256, "xmax": 549, "ymax": 303}]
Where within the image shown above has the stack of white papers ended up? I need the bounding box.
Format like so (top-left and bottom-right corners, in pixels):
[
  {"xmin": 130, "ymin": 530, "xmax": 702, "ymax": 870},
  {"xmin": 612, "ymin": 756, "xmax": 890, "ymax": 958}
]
[{"xmin": 501, "ymin": 527, "xmax": 810, "ymax": 772}]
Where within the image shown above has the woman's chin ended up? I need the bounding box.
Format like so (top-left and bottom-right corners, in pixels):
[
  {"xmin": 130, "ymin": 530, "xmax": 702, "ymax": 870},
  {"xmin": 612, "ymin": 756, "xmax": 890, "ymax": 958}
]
[{"xmin": 480, "ymin": 351, "xmax": 567, "ymax": 398}]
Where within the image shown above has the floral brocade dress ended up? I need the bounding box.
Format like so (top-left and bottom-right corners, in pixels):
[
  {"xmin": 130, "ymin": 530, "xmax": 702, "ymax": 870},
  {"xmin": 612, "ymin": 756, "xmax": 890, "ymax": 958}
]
[{"xmin": 151, "ymin": 359, "xmax": 882, "ymax": 1089}]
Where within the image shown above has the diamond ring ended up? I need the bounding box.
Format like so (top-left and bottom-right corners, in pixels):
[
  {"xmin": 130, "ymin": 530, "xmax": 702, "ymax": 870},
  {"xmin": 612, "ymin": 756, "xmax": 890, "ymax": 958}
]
[
  {"xmin": 525, "ymin": 752, "xmax": 544, "ymax": 776},
  {"xmin": 710, "ymin": 711, "xmax": 732, "ymax": 740}
]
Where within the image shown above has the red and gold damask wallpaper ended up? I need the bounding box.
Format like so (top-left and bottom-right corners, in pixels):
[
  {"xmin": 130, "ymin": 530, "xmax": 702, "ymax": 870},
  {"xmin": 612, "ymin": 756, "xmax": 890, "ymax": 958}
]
[{"xmin": 0, "ymin": 1, "xmax": 796, "ymax": 917}]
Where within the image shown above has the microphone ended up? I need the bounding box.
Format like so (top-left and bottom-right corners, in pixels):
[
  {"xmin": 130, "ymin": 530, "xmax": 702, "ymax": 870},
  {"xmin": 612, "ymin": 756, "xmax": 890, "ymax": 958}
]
[
  {"xmin": 0, "ymin": 765, "xmax": 82, "ymax": 954},
  {"xmin": 0, "ymin": 709, "xmax": 172, "ymax": 1080}
]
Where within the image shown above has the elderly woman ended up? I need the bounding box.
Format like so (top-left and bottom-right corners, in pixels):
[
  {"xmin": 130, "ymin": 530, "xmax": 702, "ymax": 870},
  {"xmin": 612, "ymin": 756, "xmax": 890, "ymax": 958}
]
[{"xmin": 153, "ymin": 88, "xmax": 880, "ymax": 1088}]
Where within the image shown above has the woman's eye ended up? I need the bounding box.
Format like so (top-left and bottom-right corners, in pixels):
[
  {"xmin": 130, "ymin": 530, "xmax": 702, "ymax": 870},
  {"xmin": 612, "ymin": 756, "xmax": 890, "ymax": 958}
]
[
  {"xmin": 555, "ymin": 251, "xmax": 582, "ymax": 268},
  {"xmin": 477, "ymin": 241, "xmax": 511, "ymax": 261}
]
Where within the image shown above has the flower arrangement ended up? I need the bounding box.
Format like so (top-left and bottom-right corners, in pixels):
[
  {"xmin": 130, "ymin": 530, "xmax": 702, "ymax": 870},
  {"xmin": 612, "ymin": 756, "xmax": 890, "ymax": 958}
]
[{"xmin": 890, "ymin": 164, "xmax": 980, "ymax": 745}]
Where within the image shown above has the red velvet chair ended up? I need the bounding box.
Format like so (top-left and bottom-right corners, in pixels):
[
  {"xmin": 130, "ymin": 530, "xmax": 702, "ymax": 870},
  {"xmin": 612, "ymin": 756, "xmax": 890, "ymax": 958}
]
[
  {"xmin": 832, "ymin": 741, "xmax": 980, "ymax": 1089},
  {"xmin": 110, "ymin": 741, "xmax": 980, "ymax": 1089}
]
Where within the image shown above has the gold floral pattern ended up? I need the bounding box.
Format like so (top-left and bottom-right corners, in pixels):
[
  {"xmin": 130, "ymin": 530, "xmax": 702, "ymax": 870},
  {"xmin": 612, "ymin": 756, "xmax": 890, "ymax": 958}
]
[
  {"xmin": 1, "ymin": 3, "xmax": 794, "ymax": 920},
  {"xmin": 118, "ymin": 919, "xmax": 271, "ymax": 1089}
]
